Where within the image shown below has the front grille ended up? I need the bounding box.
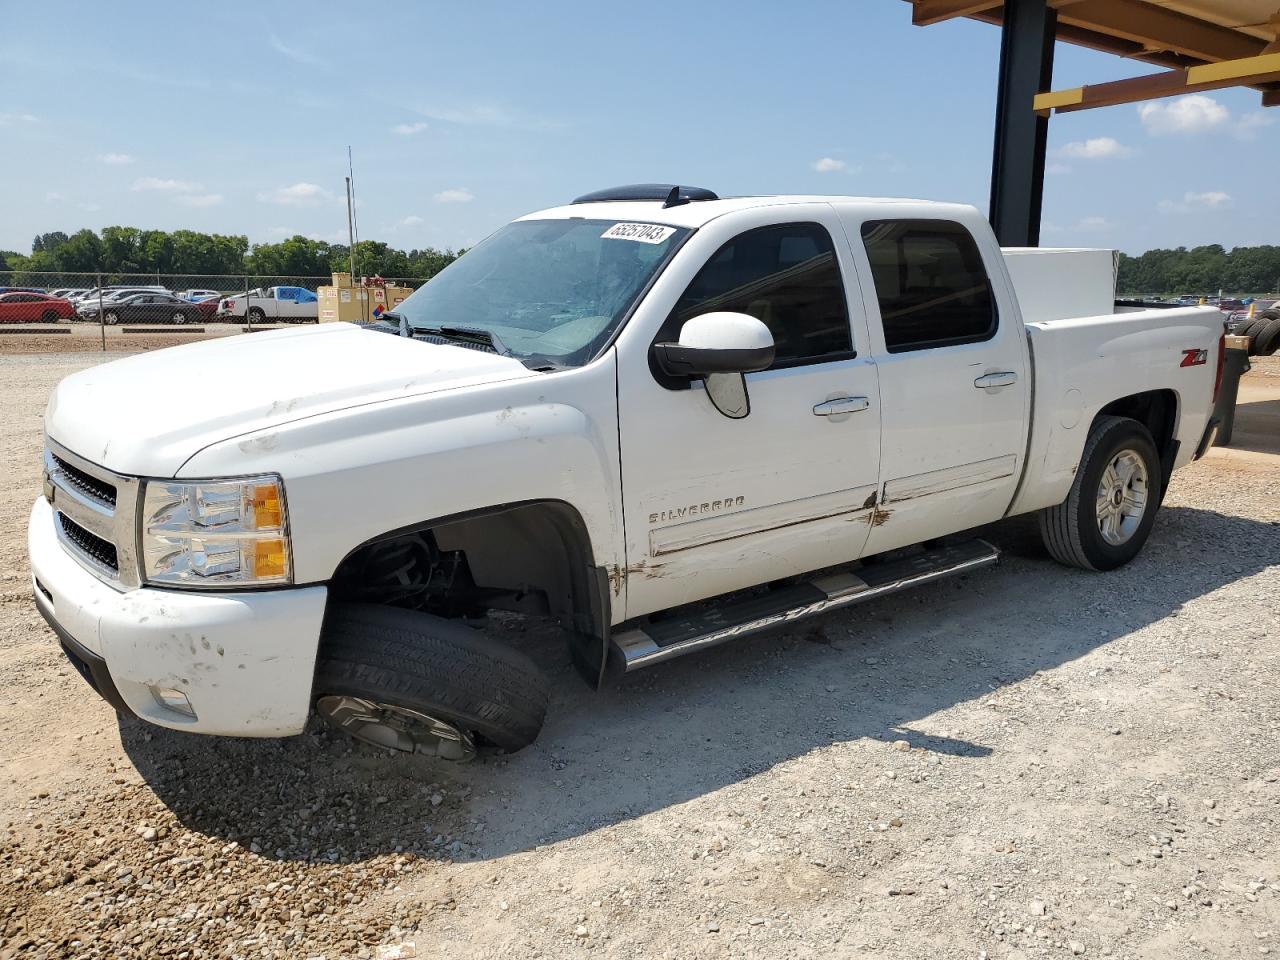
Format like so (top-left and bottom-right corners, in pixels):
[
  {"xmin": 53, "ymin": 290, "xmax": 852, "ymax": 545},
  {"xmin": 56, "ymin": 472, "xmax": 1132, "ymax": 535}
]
[
  {"xmin": 51, "ymin": 453, "xmax": 117, "ymax": 507},
  {"xmin": 58, "ymin": 513, "xmax": 119, "ymax": 573}
]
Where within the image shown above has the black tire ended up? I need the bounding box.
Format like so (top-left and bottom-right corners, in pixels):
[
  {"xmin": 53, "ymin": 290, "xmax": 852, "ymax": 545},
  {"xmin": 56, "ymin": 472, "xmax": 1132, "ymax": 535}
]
[
  {"xmin": 103, "ymin": 311, "xmax": 119, "ymax": 325},
  {"xmin": 171, "ymin": 311, "xmax": 187, "ymax": 325},
  {"xmin": 1038, "ymin": 415, "xmax": 1162, "ymax": 572},
  {"xmin": 314, "ymin": 603, "xmax": 549, "ymax": 755},
  {"xmin": 41, "ymin": 309, "xmax": 58, "ymax": 323},
  {"xmin": 1250, "ymin": 317, "xmax": 1280, "ymax": 357},
  {"xmin": 247, "ymin": 307, "xmax": 266, "ymax": 323},
  {"xmin": 1237, "ymin": 316, "xmax": 1267, "ymax": 339}
]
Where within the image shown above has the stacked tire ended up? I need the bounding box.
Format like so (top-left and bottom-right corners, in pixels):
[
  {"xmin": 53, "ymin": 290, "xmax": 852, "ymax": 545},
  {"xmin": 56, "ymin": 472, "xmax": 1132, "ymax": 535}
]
[{"xmin": 1238, "ymin": 307, "xmax": 1280, "ymax": 357}]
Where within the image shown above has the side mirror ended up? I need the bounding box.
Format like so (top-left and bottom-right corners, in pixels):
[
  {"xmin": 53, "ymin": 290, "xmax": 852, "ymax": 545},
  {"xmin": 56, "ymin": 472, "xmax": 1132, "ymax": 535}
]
[{"xmin": 653, "ymin": 312, "xmax": 775, "ymax": 419}]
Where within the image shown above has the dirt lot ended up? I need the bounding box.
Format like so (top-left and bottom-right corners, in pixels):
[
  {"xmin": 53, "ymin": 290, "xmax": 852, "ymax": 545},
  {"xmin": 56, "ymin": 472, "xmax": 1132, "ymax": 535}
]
[{"xmin": 1, "ymin": 351, "xmax": 1277, "ymax": 960}]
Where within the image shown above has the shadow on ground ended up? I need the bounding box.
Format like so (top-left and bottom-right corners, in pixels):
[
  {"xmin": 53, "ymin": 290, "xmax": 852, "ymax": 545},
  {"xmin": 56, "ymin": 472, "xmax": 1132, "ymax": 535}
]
[
  {"xmin": 1219, "ymin": 398, "xmax": 1280, "ymax": 456},
  {"xmin": 121, "ymin": 503, "xmax": 1279, "ymax": 865}
]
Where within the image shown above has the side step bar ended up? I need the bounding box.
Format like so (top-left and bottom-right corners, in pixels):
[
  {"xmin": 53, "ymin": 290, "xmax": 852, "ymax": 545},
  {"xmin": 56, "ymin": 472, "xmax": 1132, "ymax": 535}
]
[{"xmin": 611, "ymin": 539, "xmax": 999, "ymax": 672}]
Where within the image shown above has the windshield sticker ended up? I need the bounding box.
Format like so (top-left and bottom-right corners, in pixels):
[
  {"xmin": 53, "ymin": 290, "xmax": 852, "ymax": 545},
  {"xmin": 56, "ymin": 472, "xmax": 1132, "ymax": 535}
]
[{"xmin": 601, "ymin": 222, "xmax": 677, "ymax": 244}]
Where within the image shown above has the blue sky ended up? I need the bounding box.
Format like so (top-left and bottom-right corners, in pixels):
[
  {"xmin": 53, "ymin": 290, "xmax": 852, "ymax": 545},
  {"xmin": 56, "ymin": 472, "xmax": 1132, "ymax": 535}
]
[{"xmin": 1, "ymin": 0, "xmax": 1276, "ymax": 255}]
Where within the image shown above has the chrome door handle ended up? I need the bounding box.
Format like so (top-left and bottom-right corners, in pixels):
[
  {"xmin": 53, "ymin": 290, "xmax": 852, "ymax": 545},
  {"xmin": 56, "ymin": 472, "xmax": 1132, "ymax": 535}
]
[
  {"xmin": 813, "ymin": 396, "xmax": 870, "ymax": 417},
  {"xmin": 974, "ymin": 371, "xmax": 1018, "ymax": 389}
]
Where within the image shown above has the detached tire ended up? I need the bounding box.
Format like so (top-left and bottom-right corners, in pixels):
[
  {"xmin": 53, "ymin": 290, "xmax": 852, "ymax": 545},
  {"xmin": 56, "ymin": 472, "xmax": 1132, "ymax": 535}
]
[
  {"xmin": 314, "ymin": 603, "xmax": 549, "ymax": 758},
  {"xmin": 1038, "ymin": 415, "xmax": 1162, "ymax": 572},
  {"xmin": 1250, "ymin": 317, "xmax": 1280, "ymax": 357}
]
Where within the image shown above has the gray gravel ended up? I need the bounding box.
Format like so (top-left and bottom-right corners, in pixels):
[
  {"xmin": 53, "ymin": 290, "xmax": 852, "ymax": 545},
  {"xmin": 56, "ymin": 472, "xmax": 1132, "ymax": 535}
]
[{"xmin": 1, "ymin": 352, "xmax": 1278, "ymax": 959}]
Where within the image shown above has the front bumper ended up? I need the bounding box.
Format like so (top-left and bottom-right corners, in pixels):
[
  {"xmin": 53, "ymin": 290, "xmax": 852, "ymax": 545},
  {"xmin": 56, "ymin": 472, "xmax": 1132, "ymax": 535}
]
[{"xmin": 28, "ymin": 496, "xmax": 327, "ymax": 736}]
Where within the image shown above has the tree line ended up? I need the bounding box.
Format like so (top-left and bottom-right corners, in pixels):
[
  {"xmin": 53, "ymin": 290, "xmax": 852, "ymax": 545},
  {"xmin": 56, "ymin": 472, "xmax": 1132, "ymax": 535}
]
[
  {"xmin": 4, "ymin": 227, "xmax": 1277, "ymax": 297},
  {"xmin": 0, "ymin": 228, "xmax": 462, "ymax": 282},
  {"xmin": 1116, "ymin": 244, "xmax": 1279, "ymax": 296}
]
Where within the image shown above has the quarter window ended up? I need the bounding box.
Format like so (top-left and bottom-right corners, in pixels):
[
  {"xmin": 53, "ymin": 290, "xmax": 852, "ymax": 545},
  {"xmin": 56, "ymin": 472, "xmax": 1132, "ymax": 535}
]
[
  {"xmin": 860, "ymin": 220, "xmax": 997, "ymax": 353},
  {"xmin": 667, "ymin": 222, "xmax": 854, "ymax": 368}
]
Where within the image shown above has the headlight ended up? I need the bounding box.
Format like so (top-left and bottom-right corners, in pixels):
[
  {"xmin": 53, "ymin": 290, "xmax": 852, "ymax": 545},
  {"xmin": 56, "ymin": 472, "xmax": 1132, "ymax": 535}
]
[{"xmin": 140, "ymin": 476, "xmax": 292, "ymax": 587}]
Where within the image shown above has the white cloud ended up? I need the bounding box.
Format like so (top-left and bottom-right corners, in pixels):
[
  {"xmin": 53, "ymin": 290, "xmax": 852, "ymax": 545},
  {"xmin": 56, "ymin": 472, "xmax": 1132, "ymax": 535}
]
[
  {"xmin": 0, "ymin": 111, "xmax": 38, "ymax": 126},
  {"xmin": 44, "ymin": 191, "xmax": 64, "ymax": 202},
  {"xmin": 392, "ymin": 121, "xmax": 429, "ymax": 135},
  {"xmin": 400, "ymin": 215, "xmax": 424, "ymax": 226},
  {"xmin": 1158, "ymin": 190, "xmax": 1232, "ymax": 214},
  {"xmin": 1046, "ymin": 162, "xmax": 1072, "ymax": 175},
  {"xmin": 257, "ymin": 182, "xmax": 333, "ymax": 206},
  {"xmin": 1074, "ymin": 216, "xmax": 1111, "ymax": 232},
  {"xmin": 812, "ymin": 157, "xmax": 848, "ymax": 173},
  {"xmin": 98, "ymin": 152, "xmax": 135, "ymax": 165},
  {"xmin": 1054, "ymin": 137, "xmax": 1133, "ymax": 160},
  {"xmin": 132, "ymin": 176, "xmax": 203, "ymax": 193},
  {"xmin": 176, "ymin": 193, "xmax": 224, "ymax": 208},
  {"xmin": 1138, "ymin": 95, "xmax": 1229, "ymax": 135},
  {"xmin": 1234, "ymin": 111, "xmax": 1275, "ymax": 141},
  {"xmin": 267, "ymin": 32, "xmax": 323, "ymax": 67},
  {"xmin": 433, "ymin": 188, "xmax": 474, "ymax": 204},
  {"xmin": 80, "ymin": 202, "xmax": 101, "ymax": 212}
]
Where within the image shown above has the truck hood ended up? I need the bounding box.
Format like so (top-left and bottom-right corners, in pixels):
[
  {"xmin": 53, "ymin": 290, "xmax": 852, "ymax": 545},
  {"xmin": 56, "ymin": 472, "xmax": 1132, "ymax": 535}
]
[{"xmin": 45, "ymin": 323, "xmax": 536, "ymax": 476}]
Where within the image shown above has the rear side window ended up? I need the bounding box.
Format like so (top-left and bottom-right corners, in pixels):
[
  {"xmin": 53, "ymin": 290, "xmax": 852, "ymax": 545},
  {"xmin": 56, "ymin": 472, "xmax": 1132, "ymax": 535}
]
[
  {"xmin": 667, "ymin": 222, "xmax": 853, "ymax": 368},
  {"xmin": 860, "ymin": 220, "xmax": 997, "ymax": 353}
]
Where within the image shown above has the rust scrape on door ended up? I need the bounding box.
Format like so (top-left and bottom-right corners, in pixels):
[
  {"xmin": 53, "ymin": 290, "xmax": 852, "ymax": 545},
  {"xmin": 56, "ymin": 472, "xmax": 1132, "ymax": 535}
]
[
  {"xmin": 869, "ymin": 506, "xmax": 893, "ymax": 526},
  {"xmin": 626, "ymin": 557, "xmax": 669, "ymax": 579}
]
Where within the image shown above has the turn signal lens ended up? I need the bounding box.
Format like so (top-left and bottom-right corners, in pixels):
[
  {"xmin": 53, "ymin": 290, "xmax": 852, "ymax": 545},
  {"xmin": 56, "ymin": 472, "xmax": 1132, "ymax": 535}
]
[
  {"xmin": 249, "ymin": 482, "xmax": 283, "ymax": 530},
  {"xmin": 253, "ymin": 539, "xmax": 288, "ymax": 578}
]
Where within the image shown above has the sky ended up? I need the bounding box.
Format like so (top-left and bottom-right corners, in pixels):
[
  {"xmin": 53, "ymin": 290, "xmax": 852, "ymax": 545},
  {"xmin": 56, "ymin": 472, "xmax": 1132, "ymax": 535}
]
[{"xmin": 1, "ymin": 0, "xmax": 1276, "ymax": 256}]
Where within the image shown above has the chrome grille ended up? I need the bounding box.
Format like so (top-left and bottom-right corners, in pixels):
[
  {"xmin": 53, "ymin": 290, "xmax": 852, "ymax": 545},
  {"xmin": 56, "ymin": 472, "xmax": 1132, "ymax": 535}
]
[
  {"xmin": 50, "ymin": 452, "xmax": 116, "ymax": 507},
  {"xmin": 44, "ymin": 440, "xmax": 140, "ymax": 589},
  {"xmin": 58, "ymin": 513, "xmax": 119, "ymax": 573}
]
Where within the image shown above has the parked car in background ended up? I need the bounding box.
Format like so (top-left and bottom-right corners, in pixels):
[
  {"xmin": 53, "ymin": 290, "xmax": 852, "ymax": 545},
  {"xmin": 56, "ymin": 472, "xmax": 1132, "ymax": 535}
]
[
  {"xmin": 216, "ymin": 286, "xmax": 319, "ymax": 322},
  {"xmin": 48, "ymin": 288, "xmax": 90, "ymax": 300},
  {"xmin": 191, "ymin": 296, "xmax": 220, "ymax": 320},
  {"xmin": 0, "ymin": 292, "xmax": 75, "ymax": 322},
  {"xmin": 177, "ymin": 288, "xmax": 221, "ymax": 302},
  {"xmin": 77, "ymin": 291, "xmax": 205, "ymax": 325},
  {"xmin": 70, "ymin": 285, "xmax": 170, "ymax": 306}
]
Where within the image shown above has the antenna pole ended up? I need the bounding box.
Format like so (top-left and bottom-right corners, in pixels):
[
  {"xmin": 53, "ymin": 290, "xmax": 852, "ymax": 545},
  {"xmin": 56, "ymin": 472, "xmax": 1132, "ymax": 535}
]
[{"xmin": 345, "ymin": 175, "xmax": 357, "ymax": 284}]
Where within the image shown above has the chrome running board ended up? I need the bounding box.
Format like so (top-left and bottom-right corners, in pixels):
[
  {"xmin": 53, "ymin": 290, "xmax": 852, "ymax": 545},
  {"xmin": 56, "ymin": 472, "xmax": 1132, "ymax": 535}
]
[{"xmin": 611, "ymin": 539, "xmax": 999, "ymax": 672}]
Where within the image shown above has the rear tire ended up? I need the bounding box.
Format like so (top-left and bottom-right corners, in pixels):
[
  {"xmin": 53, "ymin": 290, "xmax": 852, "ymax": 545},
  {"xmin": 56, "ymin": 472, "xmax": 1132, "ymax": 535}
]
[
  {"xmin": 247, "ymin": 307, "xmax": 266, "ymax": 323},
  {"xmin": 103, "ymin": 311, "xmax": 119, "ymax": 325},
  {"xmin": 41, "ymin": 309, "xmax": 58, "ymax": 323},
  {"xmin": 314, "ymin": 603, "xmax": 549, "ymax": 757},
  {"xmin": 171, "ymin": 311, "xmax": 187, "ymax": 325},
  {"xmin": 1038, "ymin": 415, "xmax": 1162, "ymax": 572}
]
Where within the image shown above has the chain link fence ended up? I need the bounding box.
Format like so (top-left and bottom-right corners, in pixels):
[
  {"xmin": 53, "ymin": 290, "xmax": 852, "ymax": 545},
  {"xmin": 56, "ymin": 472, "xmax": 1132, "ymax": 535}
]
[{"xmin": 0, "ymin": 271, "xmax": 431, "ymax": 349}]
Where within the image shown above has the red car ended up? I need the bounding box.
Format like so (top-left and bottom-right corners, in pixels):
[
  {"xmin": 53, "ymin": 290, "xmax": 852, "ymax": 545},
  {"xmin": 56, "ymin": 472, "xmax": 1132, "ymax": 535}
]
[
  {"xmin": 192, "ymin": 295, "xmax": 221, "ymax": 320},
  {"xmin": 0, "ymin": 292, "xmax": 75, "ymax": 323}
]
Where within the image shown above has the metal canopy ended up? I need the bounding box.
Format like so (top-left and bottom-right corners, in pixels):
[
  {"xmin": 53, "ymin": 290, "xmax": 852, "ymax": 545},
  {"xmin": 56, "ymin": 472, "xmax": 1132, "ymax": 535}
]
[
  {"xmin": 902, "ymin": 0, "xmax": 1280, "ymax": 248},
  {"xmin": 909, "ymin": 0, "xmax": 1280, "ymax": 104}
]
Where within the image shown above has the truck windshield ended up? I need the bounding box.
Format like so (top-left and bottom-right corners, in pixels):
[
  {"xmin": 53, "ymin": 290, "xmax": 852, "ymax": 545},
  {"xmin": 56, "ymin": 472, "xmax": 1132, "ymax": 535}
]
[{"xmin": 393, "ymin": 218, "xmax": 689, "ymax": 367}]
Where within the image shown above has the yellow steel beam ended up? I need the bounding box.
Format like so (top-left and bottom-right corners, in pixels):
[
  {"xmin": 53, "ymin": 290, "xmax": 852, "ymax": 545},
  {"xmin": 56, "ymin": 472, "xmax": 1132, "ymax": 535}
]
[{"xmin": 1187, "ymin": 52, "xmax": 1280, "ymax": 85}]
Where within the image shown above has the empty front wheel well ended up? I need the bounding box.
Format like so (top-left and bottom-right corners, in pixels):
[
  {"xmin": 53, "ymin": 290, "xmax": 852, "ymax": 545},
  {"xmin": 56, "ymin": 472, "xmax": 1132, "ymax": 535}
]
[
  {"xmin": 1095, "ymin": 389, "xmax": 1179, "ymax": 484},
  {"xmin": 328, "ymin": 501, "xmax": 611, "ymax": 686}
]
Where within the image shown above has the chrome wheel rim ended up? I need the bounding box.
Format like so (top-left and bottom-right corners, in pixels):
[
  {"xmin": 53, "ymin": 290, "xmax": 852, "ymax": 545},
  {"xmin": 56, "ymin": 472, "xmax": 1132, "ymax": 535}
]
[
  {"xmin": 172, "ymin": 312, "xmax": 185, "ymax": 324},
  {"xmin": 1096, "ymin": 449, "xmax": 1148, "ymax": 546},
  {"xmin": 315, "ymin": 695, "xmax": 477, "ymax": 761}
]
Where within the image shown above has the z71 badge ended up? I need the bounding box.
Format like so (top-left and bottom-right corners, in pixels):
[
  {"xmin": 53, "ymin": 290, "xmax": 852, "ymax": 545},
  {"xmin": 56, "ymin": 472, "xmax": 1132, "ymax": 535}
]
[{"xmin": 1180, "ymin": 348, "xmax": 1208, "ymax": 367}]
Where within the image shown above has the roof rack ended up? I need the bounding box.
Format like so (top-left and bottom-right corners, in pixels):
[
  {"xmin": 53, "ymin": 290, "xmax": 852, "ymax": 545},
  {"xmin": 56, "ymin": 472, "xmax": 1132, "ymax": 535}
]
[{"xmin": 571, "ymin": 183, "xmax": 719, "ymax": 208}]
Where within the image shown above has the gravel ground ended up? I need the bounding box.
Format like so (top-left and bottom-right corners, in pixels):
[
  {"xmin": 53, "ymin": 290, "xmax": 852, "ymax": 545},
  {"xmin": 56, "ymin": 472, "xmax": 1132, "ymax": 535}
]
[{"xmin": 1, "ymin": 352, "xmax": 1277, "ymax": 960}]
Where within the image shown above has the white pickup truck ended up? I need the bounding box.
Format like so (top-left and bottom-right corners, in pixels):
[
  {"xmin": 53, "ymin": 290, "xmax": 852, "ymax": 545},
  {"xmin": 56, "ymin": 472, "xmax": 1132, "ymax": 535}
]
[
  {"xmin": 29, "ymin": 185, "xmax": 1225, "ymax": 760},
  {"xmin": 215, "ymin": 285, "xmax": 319, "ymax": 323}
]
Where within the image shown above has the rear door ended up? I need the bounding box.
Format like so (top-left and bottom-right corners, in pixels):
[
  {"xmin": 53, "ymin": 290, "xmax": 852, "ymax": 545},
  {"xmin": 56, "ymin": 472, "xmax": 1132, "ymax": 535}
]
[{"xmin": 842, "ymin": 215, "xmax": 1030, "ymax": 554}]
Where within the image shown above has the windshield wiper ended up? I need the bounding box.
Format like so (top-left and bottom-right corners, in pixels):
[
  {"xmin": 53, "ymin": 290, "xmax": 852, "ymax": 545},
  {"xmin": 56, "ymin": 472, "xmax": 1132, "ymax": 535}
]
[{"xmin": 411, "ymin": 323, "xmax": 511, "ymax": 357}]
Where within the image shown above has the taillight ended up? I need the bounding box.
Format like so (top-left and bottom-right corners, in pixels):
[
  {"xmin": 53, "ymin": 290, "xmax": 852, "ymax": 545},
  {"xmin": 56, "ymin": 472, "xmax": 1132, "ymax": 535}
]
[{"xmin": 1212, "ymin": 332, "xmax": 1226, "ymax": 403}]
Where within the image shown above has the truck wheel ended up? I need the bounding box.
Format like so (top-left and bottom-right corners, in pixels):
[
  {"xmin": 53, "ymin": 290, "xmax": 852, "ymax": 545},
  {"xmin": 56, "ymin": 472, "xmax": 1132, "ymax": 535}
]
[
  {"xmin": 1038, "ymin": 415, "xmax": 1162, "ymax": 572},
  {"xmin": 247, "ymin": 307, "xmax": 266, "ymax": 323},
  {"xmin": 1250, "ymin": 317, "xmax": 1280, "ymax": 357},
  {"xmin": 313, "ymin": 603, "xmax": 549, "ymax": 759}
]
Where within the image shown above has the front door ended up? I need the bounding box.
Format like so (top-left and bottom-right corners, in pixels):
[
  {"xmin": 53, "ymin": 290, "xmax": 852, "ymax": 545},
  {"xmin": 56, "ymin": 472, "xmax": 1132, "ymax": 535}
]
[
  {"xmin": 616, "ymin": 206, "xmax": 882, "ymax": 620},
  {"xmin": 845, "ymin": 216, "xmax": 1030, "ymax": 555}
]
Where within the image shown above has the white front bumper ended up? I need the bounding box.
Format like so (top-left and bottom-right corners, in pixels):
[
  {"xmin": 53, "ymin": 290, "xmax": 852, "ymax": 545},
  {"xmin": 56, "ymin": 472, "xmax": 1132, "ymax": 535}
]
[{"xmin": 28, "ymin": 496, "xmax": 327, "ymax": 736}]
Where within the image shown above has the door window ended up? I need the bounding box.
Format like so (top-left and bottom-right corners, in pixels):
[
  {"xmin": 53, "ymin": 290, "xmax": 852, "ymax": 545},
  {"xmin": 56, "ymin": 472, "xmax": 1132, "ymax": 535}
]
[
  {"xmin": 860, "ymin": 220, "xmax": 997, "ymax": 353},
  {"xmin": 665, "ymin": 222, "xmax": 854, "ymax": 370}
]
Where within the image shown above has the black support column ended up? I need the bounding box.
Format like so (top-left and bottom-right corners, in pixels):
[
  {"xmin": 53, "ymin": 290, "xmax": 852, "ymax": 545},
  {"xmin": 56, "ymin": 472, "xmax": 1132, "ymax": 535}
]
[{"xmin": 989, "ymin": 0, "xmax": 1057, "ymax": 247}]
